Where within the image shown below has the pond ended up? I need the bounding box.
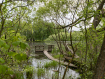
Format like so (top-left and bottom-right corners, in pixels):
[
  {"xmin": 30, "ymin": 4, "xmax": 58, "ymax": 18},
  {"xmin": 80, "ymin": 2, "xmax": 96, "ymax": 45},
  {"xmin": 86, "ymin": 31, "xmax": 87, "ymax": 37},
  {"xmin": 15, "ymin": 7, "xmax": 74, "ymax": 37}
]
[{"xmin": 24, "ymin": 42, "xmax": 80, "ymax": 79}]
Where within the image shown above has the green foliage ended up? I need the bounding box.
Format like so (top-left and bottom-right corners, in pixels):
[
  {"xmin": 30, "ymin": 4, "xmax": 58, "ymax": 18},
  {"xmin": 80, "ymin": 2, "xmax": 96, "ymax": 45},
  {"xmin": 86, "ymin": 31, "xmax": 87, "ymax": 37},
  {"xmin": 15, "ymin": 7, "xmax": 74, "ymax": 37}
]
[
  {"xmin": 0, "ymin": 1, "xmax": 33, "ymax": 79},
  {"xmin": 0, "ymin": 27, "xmax": 29, "ymax": 78},
  {"xmin": 24, "ymin": 66, "xmax": 34, "ymax": 79},
  {"xmin": 0, "ymin": 40, "xmax": 9, "ymax": 49},
  {"xmin": 36, "ymin": 0, "xmax": 72, "ymax": 17},
  {"xmin": 12, "ymin": 41, "xmax": 20, "ymax": 46},
  {"xmin": 7, "ymin": 52, "xmax": 17, "ymax": 57},
  {"xmin": 0, "ymin": 0, "xmax": 105, "ymax": 79},
  {"xmin": 43, "ymin": 61, "xmax": 58, "ymax": 68},
  {"xmin": 37, "ymin": 68, "xmax": 45, "ymax": 77},
  {"xmin": 51, "ymin": 48, "xmax": 60, "ymax": 54},
  {"xmin": 52, "ymin": 72, "xmax": 59, "ymax": 79},
  {"xmin": 13, "ymin": 72, "xmax": 24, "ymax": 79},
  {"xmin": 12, "ymin": 41, "xmax": 29, "ymax": 49},
  {"xmin": 21, "ymin": 20, "xmax": 55, "ymax": 41},
  {"xmin": 20, "ymin": 42, "xmax": 29, "ymax": 49},
  {"xmin": 54, "ymin": 54, "xmax": 63, "ymax": 59},
  {"xmin": 14, "ymin": 53, "xmax": 27, "ymax": 61},
  {"xmin": 24, "ymin": 66, "xmax": 34, "ymax": 72},
  {"xmin": 0, "ymin": 65, "xmax": 8, "ymax": 74},
  {"xmin": 0, "ymin": 58, "xmax": 5, "ymax": 63},
  {"xmin": 45, "ymin": 31, "xmax": 83, "ymax": 41}
]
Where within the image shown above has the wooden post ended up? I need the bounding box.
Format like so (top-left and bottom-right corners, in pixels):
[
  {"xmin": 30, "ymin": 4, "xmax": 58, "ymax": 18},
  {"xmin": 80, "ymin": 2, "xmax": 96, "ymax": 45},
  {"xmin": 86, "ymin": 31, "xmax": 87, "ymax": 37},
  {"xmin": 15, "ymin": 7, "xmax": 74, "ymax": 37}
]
[{"xmin": 48, "ymin": 45, "xmax": 54, "ymax": 52}]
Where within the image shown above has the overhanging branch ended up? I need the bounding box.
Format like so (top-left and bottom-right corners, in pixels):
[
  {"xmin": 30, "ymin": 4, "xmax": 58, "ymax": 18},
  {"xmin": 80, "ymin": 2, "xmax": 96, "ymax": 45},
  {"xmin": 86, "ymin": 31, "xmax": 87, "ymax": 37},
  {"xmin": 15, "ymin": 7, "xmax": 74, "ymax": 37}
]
[
  {"xmin": 93, "ymin": 0, "xmax": 105, "ymax": 29},
  {"xmin": 56, "ymin": 15, "xmax": 93, "ymax": 29},
  {"xmin": 97, "ymin": 27, "xmax": 105, "ymax": 32}
]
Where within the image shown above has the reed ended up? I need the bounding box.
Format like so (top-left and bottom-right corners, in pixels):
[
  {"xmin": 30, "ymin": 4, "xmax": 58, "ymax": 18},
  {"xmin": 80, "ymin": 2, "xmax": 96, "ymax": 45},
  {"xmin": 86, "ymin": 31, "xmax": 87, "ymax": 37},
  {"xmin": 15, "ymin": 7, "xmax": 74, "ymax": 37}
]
[
  {"xmin": 43, "ymin": 61, "xmax": 58, "ymax": 68},
  {"xmin": 37, "ymin": 68, "xmax": 45, "ymax": 77}
]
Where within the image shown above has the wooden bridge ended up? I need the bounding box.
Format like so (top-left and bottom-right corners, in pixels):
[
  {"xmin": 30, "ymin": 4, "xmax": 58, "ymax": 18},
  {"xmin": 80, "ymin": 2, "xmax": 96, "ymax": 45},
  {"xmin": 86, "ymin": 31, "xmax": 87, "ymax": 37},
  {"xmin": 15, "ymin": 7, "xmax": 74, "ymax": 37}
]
[
  {"xmin": 44, "ymin": 50, "xmax": 77, "ymax": 68},
  {"xmin": 34, "ymin": 45, "xmax": 77, "ymax": 68},
  {"xmin": 35, "ymin": 45, "xmax": 54, "ymax": 53}
]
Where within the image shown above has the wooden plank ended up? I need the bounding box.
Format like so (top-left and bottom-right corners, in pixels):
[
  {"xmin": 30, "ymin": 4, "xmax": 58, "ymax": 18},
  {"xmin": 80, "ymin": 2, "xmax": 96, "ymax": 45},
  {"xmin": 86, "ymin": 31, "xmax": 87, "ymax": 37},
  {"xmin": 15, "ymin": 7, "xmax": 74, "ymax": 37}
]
[{"xmin": 44, "ymin": 50, "xmax": 77, "ymax": 68}]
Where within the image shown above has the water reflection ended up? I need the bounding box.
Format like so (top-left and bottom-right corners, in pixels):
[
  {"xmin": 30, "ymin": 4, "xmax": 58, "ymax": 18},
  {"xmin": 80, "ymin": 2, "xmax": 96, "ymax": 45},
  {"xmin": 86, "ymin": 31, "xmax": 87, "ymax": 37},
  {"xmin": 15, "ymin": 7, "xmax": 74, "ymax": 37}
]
[
  {"xmin": 31, "ymin": 54, "xmax": 79, "ymax": 79},
  {"xmin": 28, "ymin": 42, "xmax": 80, "ymax": 79}
]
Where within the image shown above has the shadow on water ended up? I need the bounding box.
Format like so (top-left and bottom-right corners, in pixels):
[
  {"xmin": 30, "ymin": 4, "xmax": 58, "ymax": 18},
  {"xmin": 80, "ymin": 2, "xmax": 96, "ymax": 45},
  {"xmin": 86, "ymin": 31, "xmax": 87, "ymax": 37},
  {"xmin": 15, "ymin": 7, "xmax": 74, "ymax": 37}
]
[
  {"xmin": 24, "ymin": 41, "xmax": 80, "ymax": 79},
  {"xmin": 34, "ymin": 53, "xmax": 47, "ymax": 59}
]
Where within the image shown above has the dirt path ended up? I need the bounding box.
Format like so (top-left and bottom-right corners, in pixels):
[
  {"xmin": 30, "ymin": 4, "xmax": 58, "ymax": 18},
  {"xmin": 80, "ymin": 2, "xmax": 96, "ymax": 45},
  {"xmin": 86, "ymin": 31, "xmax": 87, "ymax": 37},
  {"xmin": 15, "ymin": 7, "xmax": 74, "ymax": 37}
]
[{"xmin": 44, "ymin": 50, "xmax": 77, "ymax": 68}]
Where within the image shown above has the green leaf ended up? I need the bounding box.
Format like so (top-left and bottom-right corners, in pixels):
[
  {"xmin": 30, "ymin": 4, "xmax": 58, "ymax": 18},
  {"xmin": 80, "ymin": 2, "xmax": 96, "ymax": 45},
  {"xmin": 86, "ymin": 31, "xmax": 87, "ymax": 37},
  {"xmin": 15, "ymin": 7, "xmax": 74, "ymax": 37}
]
[
  {"xmin": 12, "ymin": 41, "xmax": 29, "ymax": 49},
  {"xmin": 24, "ymin": 66, "xmax": 34, "ymax": 72},
  {"xmin": 14, "ymin": 53, "xmax": 27, "ymax": 61},
  {"xmin": 0, "ymin": 65, "xmax": 8, "ymax": 74},
  {"xmin": 3, "ymin": 44, "xmax": 9, "ymax": 49},
  {"xmin": 14, "ymin": 54, "xmax": 22, "ymax": 61},
  {"xmin": 7, "ymin": 52, "xmax": 17, "ymax": 57},
  {"xmin": 21, "ymin": 53, "xmax": 27, "ymax": 60},
  {"xmin": 20, "ymin": 42, "xmax": 29, "ymax": 49},
  {"xmin": 0, "ymin": 58, "xmax": 5, "ymax": 63},
  {"xmin": 0, "ymin": 40, "xmax": 6, "ymax": 47},
  {"xmin": 6, "ymin": 68, "xmax": 13, "ymax": 74},
  {"xmin": 0, "ymin": 40, "xmax": 9, "ymax": 49},
  {"xmin": 12, "ymin": 41, "xmax": 20, "ymax": 46}
]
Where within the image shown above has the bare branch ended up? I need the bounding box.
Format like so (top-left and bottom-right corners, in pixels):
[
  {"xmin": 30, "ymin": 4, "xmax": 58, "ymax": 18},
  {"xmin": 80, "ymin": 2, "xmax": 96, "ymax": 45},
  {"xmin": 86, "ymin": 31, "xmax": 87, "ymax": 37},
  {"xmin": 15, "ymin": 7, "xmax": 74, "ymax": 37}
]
[{"xmin": 57, "ymin": 15, "xmax": 93, "ymax": 29}]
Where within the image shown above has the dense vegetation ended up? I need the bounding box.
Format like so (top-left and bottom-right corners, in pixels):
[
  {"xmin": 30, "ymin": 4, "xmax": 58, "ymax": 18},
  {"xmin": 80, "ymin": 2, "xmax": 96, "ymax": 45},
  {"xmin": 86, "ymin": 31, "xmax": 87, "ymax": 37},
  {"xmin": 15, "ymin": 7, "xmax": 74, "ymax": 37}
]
[
  {"xmin": 45, "ymin": 31, "xmax": 83, "ymax": 41},
  {"xmin": 21, "ymin": 19, "xmax": 55, "ymax": 41},
  {"xmin": 0, "ymin": 0, "xmax": 105, "ymax": 79},
  {"xmin": 0, "ymin": 1, "xmax": 33, "ymax": 79},
  {"xmin": 35, "ymin": 0, "xmax": 105, "ymax": 79}
]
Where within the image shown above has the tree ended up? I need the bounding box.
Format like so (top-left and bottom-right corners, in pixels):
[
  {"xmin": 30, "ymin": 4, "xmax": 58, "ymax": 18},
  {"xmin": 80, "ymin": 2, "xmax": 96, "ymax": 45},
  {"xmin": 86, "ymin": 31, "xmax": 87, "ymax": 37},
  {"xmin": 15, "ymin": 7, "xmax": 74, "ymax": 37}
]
[
  {"xmin": 21, "ymin": 18, "xmax": 56, "ymax": 41},
  {"xmin": 0, "ymin": 0, "xmax": 35, "ymax": 78},
  {"xmin": 36, "ymin": 0, "xmax": 105, "ymax": 79}
]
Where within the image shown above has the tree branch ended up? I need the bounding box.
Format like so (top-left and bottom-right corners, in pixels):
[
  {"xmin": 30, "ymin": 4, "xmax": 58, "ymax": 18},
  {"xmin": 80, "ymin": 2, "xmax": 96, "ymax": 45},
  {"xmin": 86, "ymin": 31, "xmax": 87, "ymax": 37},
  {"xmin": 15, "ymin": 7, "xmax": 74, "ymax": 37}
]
[
  {"xmin": 93, "ymin": 0, "xmax": 105, "ymax": 29},
  {"xmin": 97, "ymin": 27, "xmax": 105, "ymax": 32},
  {"xmin": 57, "ymin": 15, "xmax": 93, "ymax": 29}
]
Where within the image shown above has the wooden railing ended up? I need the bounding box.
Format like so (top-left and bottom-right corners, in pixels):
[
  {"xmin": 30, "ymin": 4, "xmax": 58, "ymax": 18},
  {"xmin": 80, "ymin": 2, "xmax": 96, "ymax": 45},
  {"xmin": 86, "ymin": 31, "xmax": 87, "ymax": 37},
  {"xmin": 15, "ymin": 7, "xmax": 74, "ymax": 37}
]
[
  {"xmin": 35, "ymin": 45, "xmax": 54, "ymax": 53},
  {"xmin": 35, "ymin": 45, "xmax": 44, "ymax": 52}
]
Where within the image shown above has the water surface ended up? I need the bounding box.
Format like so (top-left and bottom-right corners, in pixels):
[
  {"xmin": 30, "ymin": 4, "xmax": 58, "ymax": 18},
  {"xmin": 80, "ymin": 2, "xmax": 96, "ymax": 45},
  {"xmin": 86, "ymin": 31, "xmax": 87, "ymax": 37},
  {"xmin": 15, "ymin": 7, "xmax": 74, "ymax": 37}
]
[{"xmin": 26, "ymin": 42, "xmax": 80, "ymax": 79}]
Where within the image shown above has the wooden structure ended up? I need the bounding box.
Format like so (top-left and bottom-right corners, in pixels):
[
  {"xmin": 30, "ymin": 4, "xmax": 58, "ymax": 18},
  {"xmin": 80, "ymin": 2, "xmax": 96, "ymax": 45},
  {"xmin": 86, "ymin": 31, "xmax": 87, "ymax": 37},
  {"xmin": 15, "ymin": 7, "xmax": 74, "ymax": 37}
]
[
  {"xmin": 48, "ymin": 45, "xmax": 54, "ymax": 52},
  {"xmin": 44, "ymin": 50, "xmax": 77, "ymax": 68},
  {"xmin": 35, "ymin": 45, "xmax": 54, "ymax": 53},
  {"xmin": 35, "ymin": 45, "xmax": 44, "ymax": 52}
]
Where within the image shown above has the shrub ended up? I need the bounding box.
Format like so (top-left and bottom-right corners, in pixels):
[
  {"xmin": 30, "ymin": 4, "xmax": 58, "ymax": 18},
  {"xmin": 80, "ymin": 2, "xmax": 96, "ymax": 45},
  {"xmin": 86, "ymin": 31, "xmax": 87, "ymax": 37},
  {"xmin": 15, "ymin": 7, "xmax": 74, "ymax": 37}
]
[{"xmin": 45, "ymin": 31, "xmax": 83, "ymax": 41}]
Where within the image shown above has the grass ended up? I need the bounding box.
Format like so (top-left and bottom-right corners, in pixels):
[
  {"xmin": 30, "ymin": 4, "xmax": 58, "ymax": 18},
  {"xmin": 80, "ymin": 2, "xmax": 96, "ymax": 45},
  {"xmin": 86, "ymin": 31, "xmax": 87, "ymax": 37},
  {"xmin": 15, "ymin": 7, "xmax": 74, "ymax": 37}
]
[
  {"xmin": 43, "ymin": 61, "xmax": 58, "ymax": 68},
  {"xmin": 52, "ymin": 72, "xmax": 58, "ymax": 79},
  {"xmin": 54, "ymin": 54, "xmax": 63, "ymax": 59},
  {"xmin": 24, "ymin": 66, "xmax": 34, "ymax": 79},
  {"xmin": 51, "ymin": 48, "xmax": 60, "ymax": 54},
  {"xmin": 37, "ymin": 68, "xmax": 45, "ymax": 77}
]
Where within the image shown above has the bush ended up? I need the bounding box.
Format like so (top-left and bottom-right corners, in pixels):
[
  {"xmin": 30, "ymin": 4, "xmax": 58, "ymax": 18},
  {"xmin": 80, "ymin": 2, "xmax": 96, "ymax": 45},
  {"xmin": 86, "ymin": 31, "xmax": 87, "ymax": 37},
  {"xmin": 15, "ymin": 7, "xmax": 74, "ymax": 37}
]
[{"xmin": 45, "ymin": 31, "xmax": 83, "ymax": 41}]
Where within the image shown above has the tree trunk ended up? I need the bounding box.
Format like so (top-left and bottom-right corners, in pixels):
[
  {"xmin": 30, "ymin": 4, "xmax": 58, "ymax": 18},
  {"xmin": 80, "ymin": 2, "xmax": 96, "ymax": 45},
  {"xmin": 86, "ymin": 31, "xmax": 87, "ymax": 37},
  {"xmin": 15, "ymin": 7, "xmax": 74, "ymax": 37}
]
[{"xmin": 93, "ymin": 34, "xmax": 105, "ymax": 79}]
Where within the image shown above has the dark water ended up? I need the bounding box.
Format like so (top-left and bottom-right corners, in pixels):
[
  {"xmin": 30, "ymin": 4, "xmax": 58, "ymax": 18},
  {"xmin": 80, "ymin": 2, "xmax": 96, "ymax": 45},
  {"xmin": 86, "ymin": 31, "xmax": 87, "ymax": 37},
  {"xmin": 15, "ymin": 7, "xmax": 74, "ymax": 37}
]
[{"xmin": 24, "ymin": 41, "xmax": 80, "ymax": 79}]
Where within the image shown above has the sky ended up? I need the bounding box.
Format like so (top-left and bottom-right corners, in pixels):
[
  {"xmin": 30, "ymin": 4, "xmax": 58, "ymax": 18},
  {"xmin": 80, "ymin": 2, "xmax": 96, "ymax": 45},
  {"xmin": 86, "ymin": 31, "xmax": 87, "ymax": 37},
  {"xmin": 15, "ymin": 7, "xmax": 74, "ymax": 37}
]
[
  {"xmin": 0, "ymin": 0, "xmax": 82, "ymax": 31},
  {"xmin": 0, "ymin": 0, "xmax": 2, "ymax": 3}
]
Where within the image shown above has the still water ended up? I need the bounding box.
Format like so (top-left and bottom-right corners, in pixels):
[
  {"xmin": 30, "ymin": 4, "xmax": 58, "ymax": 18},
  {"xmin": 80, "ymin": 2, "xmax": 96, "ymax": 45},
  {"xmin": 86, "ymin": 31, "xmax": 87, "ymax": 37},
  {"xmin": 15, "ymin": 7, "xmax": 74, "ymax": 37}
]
[{"xmin": 24, "ymin": 42, "xmax": 80, "ymax": 79}]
